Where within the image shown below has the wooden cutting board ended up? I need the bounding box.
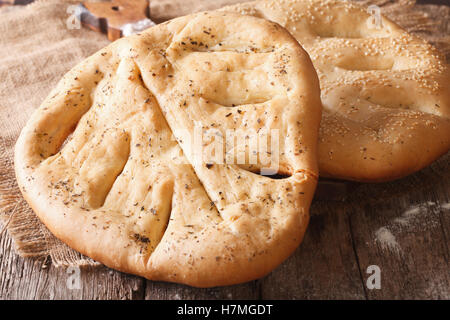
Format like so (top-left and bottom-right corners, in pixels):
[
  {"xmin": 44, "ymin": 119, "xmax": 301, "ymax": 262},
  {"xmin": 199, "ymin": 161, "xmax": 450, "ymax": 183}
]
[{"xmin": 79, "ymin": 0, "xmax": 150, "ymax": 40}]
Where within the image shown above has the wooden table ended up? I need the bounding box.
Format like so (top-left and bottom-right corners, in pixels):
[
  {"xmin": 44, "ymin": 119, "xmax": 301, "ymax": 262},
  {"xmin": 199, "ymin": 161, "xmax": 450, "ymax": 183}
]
[
  {"xmin": 1, "ymin": 173, "xmax": 448, "ymax": 299},
  {"xmin": 1, "ymin": 0, "xmax": 449, "ymax": 300}
]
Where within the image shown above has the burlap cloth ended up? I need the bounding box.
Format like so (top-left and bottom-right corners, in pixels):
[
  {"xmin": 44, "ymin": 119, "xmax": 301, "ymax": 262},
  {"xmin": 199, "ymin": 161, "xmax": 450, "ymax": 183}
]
[{"xmin": 0, "ymin": 0, "xmax": 449, "ymax": 267}]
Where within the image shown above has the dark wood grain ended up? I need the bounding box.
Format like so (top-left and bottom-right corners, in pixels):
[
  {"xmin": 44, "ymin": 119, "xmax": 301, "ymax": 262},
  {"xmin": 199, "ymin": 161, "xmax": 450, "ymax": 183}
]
[
  {"xmin": 0, "ymin": 233, "xmax": 145, "ymax": 299},
  {"xmin": 145, "ymin": 280, "xmax": 260, "ymax": 300},
  {"xmin": 259, "ymin": 202, "xmax": 367, "ymax": 299},
  {"xmin": 348, "ymin": 179, "xmax": 450, "ymax": 299},
  {"xmin": 417, "ymin": 0, "xmax": 450, "ymax": 5}
]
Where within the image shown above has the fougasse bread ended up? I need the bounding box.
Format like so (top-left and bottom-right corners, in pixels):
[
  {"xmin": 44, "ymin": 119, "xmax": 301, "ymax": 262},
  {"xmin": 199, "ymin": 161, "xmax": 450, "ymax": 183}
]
[
  {"xmin": 14, "ymin": 12, "xmax": 322, "ymax": 287},
  {"xmin": 221, "ymin": 0, "xmax": 450, "ymax": 182}
]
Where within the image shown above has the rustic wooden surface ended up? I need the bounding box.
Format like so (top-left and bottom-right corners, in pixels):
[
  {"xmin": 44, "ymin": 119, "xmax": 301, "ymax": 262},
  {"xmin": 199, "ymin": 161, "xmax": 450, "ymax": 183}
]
[
  {"xmin": 0, "ymin": 0, "xmax": 449, "ymax": 300},
  {"xmin": 1, "ymin": 171, "xmax": 448, "ymax": 300}
]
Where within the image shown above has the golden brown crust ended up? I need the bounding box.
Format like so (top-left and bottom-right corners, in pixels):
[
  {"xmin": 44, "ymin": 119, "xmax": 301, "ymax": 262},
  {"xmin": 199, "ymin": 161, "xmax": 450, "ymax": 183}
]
[
  {"xmin": 221, "ymin": 0, "xmax": 450, "ymax": 182},
  {"xmin": 14, "ymin": 12, "xmax": 321, "ymax": 287}
]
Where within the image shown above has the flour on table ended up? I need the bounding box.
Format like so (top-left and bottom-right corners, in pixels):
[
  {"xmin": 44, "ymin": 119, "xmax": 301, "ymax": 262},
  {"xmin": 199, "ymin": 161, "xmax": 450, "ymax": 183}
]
[
  {"xmin": 173, "ymin": 293, "xmax": 181, "ymax": 300},
  {"xmin": 392, "ymin": 201, "xmax": 444, "ymax": 229},
  {"xmin": 374, "ymin": 227, "xmax": 402, "ymax": 255},
  {"xmin": 373, "ymin": 201, "xmax": 450, "ymax": 255},
  {"xmin": 393, "ymin": 201, "xmax": 434, "ymax": 226}
]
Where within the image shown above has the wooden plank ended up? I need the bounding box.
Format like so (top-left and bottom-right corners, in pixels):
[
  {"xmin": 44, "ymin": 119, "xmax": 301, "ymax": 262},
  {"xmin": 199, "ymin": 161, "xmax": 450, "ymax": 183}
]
[
  {"xmin": 348, "ymin": 179, "xmax": 450, "ymax": 299},
  {"xmin": 0, "ymin": 233, "xmax": 145, "ymax": 299},
  {"xmin": 417, "ymin": 0, "xmax": 449, "ymax": 5},
  {"xmin": 145, "ymin": 280, "xmax": 260, "ymax": 300},
  {"xmin": 259, "ymin": 202, "xmax": 367, "ymax": 299},
  {"xmin": 80, "ymin": 0, "xmax": 150, "ymax": 41},
  {"xmin": 434, "ymin": 182, "xmax": 450, "ymax": 261}
]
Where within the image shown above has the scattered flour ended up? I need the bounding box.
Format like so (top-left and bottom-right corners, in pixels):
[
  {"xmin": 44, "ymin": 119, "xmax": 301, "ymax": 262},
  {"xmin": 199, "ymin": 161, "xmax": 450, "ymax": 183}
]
[
  {"xmin": 374, "ymin": 201, "xmax": 450, "ymax": 255},
  {"xmin": 393, "ymin": 205, "xmax": 424, "ymax": 226},
  {"xmin": 374, "ymin": 227, "xmax": 402, "ymax": 255},
  {"xmin": 393, "ymin": 201, "xmax": 439, "ymax": 228},
  {"xmin": 441, "ymin": 202, "xmax": 450, "ymax": 210}
]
